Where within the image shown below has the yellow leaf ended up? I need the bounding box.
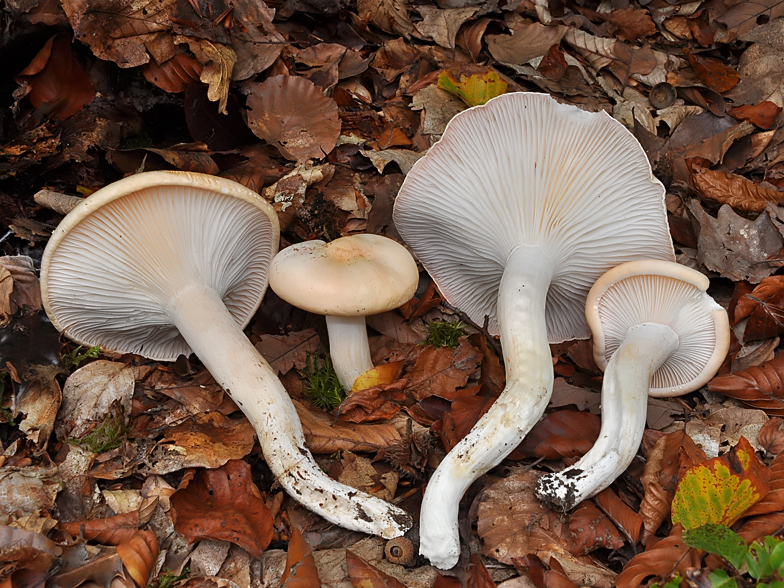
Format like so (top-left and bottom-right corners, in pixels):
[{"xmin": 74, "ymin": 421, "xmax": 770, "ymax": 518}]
[
  {"xmin": 437, "ymin": 70, "xmax": 507, "ymax": 107},
  {"xmin": 350, "ymin": 361, "xmax": 404, "ymax": 394}
]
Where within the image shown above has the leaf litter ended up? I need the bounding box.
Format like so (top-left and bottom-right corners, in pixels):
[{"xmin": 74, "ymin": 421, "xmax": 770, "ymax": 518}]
[{"xmin": 3, "ymin": 0, "xmax": 784, "ymax": 586}]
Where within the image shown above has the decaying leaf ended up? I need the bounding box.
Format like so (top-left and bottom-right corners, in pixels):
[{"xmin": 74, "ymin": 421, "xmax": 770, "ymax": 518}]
[
  {"xmin": 709, "ymin": 354, "xmax": 784, "ymax": 415},
  {"xmin": 692, "ymin": 166, "xmax": 784, "ymax": 212},
  {"xmin": 414, "ymin": 7, "xmax": 478, "ymax": 50},
  {"xmin": 356, "ymin": 0, "xmax": 415, "ymax": 39},
  {"xmin": 116, "ymin": 530, "xmax": 158, "ymax": 587},
  {"xmin": 758, "ymin": 417, "xmax": 784, "ymax": 455},
  {"xmin": 405, "ymin": 339, "xmax": 482, "ymax": 401},
  {"xmin": 736, "ymin": 276, "xmax": 784, "ymax": 342},
  {"xmin": 615, "ymin": 525, "xmax": 700, "ymax": 588},
  {"xmin": 170, "ymin": 460, "xmax": 273, "ymax": 558},
  {"xmin": 141, "ymin": 52, "xmax": 202, "ymax": 93},
  {"xmin": 510, "ymin": 411, "xmax": 602, "ymax": 460},
  {"xmin": 247, "ymin": 75, "xmax": 341, "ymax": 162},
  {"xmin": 568, "ymin": 501, "xmax": 625, "ymax": 556},
  {"xmin": 256, "ymin": 329, "xmax": 320, "ymax": 376},
  {"xmin": 671, "ymin": 437, "xmax": 770, "ymax": 529},
  {"xmin": 437, "ymin": 70, "xmax": 507, "ymax": 107},
  {"xmin": 595, "ymin": 488, "xmax": 643, "ymax": 545},
  {"xmin": 281, "ymin": 526, "xmax": 320, "ymax": 588},
  {"xmin": 346, "ymin": 550, "xmax": 407, "ymax": 588},
  {"xmin": 486, "ymin": 21, "xmax": 567, "ymax": 66}
]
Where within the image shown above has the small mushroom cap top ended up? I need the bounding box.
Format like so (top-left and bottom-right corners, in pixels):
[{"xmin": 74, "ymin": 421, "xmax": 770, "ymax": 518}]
[
  {"xmin": 268, "ymin": 234, "xmax": 418, "ymax": 316},
  {"xmin": 393, "ymin": 92, "xmax": 674, "ymax": 343},
  {"xmin": 586, "ymin": 260, "xmax": 730, "ymax": 398},
  {"xmin": 41, "ymin": 171, "xmax": 279, "ymax": 361}
]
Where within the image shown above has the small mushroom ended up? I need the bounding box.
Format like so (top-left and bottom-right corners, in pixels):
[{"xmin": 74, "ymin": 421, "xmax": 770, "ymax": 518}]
[
  {"xmin": 41, "ymin": 171, "xmax": 412, "ymax": 539},
  {"xmin": 535, "ymin": 260, "xmax": 730, "ymax": 511},
  {"xmin": 268, "ymin": 234, "xmax": 419, "ymax": 391},
  {"xmin": 393, "ymin": 92, "xmax": 675, "ymax": 569}
]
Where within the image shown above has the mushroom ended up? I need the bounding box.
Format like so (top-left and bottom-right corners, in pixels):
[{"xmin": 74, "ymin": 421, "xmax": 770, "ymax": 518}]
[
  {"xmin": 41, "ymin": 171, "xmax": 412, "ymax": 539},
  {"xmin": 392, "ymin": 92, "xmax": 675, "ymax": 568},
  {"xmin": 536, "ymin": 260, "xmax": 729, "ymax": 510},
  {"xmin": 268, "ymin": 234, "xmax": 419, "ymax": 391}
]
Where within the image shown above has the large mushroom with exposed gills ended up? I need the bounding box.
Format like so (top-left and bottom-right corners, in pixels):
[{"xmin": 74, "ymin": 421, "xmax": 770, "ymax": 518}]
[
  {"xmin": 392, "ymin": 92, "xmax": 675, "ymax": 569},
  {"xmin": 535, "ymin": 260, "xmax": 730, "ymax": 511},
  {"xmin": 40, "ymin": 171, "xmax": 412, "ymax": 539}
]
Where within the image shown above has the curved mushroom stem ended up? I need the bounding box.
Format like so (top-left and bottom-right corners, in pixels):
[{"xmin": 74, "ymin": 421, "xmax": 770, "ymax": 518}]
[
  {"xmin": 168, "ymin": 284, "xmax": 412, "ymax": 539},
  {"xmin": 419, "ymin": 245, "xmax": 554, "ymax": 569},
  {"xmin": 325, "ymin": 315, "xmax": 374, "ymax": 391},
  {"xmin": 535, "ymin": 322, "xmax": 679, "ymax": 511}
]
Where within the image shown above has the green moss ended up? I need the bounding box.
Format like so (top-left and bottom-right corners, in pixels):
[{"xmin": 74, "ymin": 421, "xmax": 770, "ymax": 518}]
[
  {"xmin": 69, "ymin": 410, "xmax": 128, "ymax": 453},
  {"xmin": 154, "ymin": 567, "xmax": 190, "ymax": 588},
  {"xmin": 302, "ymin": 352, "xmax": 345, "ymax": 410},
  {"xmin": 62, "ymin": 344, "xmax": 101, "ymax": 372},
  {"xmin": 424, "ymin": 320, "xmax": 467, "ymax": 349}
]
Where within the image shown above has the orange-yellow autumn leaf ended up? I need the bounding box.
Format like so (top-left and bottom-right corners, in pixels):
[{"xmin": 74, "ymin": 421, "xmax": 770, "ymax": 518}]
[
  {"xmin": 437, "ymin": 70, "xmax": 507, "ymax": 107},
  {"xmin": 351, "ymin": 361, "xmax": 404, "ymax": 394}
]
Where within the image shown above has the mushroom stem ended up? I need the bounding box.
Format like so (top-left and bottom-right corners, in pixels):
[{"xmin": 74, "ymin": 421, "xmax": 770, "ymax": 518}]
[
  {"xmin": 167, "ymin": 283, "xmax": 412, "ymax": 538},
  {"xmin": 419, "ymin": 245, "xmax": 554, "ymax": 569},
  {"xmin": 535, "ymin": 322, "xmax": 679, "ymax": 511},
  {"xmin": 325, "ymin": 315, "xmax": 374, "ymax": 391}
]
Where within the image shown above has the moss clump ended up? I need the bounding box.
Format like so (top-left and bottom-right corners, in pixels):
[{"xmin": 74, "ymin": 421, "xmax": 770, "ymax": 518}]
[
  {"xmin": 302, "ymin": 352, "xmax": 345, "ymax": 410},
  {"xmin": 63, "ymin": 344, "xmax": 101, "ymax": 372},
  {"xmin": 69, "ymin": 409, "xmax": 128, "ymax": 453},
  {"xmin": 424, "ymin": 320, "xmax": 467, "ymax": 349}
]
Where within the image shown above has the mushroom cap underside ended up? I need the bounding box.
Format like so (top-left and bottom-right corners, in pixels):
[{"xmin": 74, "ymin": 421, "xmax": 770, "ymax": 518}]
[
  {"xmin": 586, "ymin": 259, "xmax": 730, "ymax": 397},
  {"xmin": 269, "ymin": 234, "xmax": 419, "ymax": 316},
  {"xmin": 41, "ymin": 171, "xmax": 279, "ymax": 361},
  {"xmin": 393, "ymin": 91, "xmax": 675, "ymax": 343}
]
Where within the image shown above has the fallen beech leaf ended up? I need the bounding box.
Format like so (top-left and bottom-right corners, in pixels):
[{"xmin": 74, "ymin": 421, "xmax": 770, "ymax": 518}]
[
  {"xmin": 351, "ymin": 361, "xmax": 404, "ymax": 393},
  {"xmin": 735, "ymin": 275, "xmax": 784, "ymax": 326},
  {"xmin": 15, "ymin": 33, "xmax": 95, "ymax": 121},
  {"xmin": 729, "ymin": 101, "xmax": 783, "ymax": 130},
  {"xmin": 672, "ymin": 437, "xmax": 770, "ymax": 529},
  {"xmin": 615, "ymin": 525, "xmax": 700, "ymax": 588},
  {"xmin": 568, "ymin": 501, "xmax": 625, "ymax": 556},
  {"xmin": 170, "ymin": 460, "xmax": 273, "ymax": 558},
  {"xmin": 639, "ymin": 430, "xmax": 706, "ymax": 541},
  {"xmin": 470, "ymin": 333, "xmax": 505, "ymax": 395},
  {"xmin": 0, "ymin": 526, "xmax": 62, "ymax": 587},
  {"xmin": 414, "ymin": 6, "xmax": 478, "ymax": 50},
  {"xmin": 433, "ymin": 573, "xmax": 462, "ymax": 588},
  {"xmin": 346, "ymin": 551, "xmax": 407, "ymax": 588},
  {"xmin": 538, "ymin": 44, "xmax": 569, "ymax": 82},
  {"xmin": 692, "ymin": 166, "xmax": 784, "ymax": 212},
  {"xmin": 594, "ymin": 488, "xmax": 643, "ymax": 545},
  {"xmin": 256, "ymin": 329, "xmax": 320, "ymax": 376},
  {"xmin": 509, "ymin": 411, "xmax": 602, "ymax": 460},
  {"xmin": 357, "ymin": 0, "xmax": 415, "ymax": 39},
  {"xmin": 116, "ymin": 530, "xmax": 158, "ymax": 588},
  {"xmin": 758, "ymin": 417, "xmax": 784, "ymax": 455},
  {"xmin": 434, "ymin": 387, "xmax": 494, "ymax": 452},
  {"xmin": 486, "ymin": 21, "xmax": 566, "ymax": 66},
  {"xmin": 686, "ymin": 200, "xmax": 784, "ymax": 283},
  {"xmin": 295, "ymin": 399, "xmax": 403, "ymax": 453},
  {"xmin": 142, "ymin": 53, "xmax": 202, "ymax": 93},
  {"xmin": 60, "ymin": 511, "xmax": 141, "ymax": 545},
  {"xmin": 709, "ymin": 354, "xmax": 784, "ymax": 415},
  {"xmin": 0, "ymin": 256, "xmax": 41, "ymax": 318},
  {"xmin": 437, "ymin": 70, "xmax": 507, "ymax": 107},
  {"xmin": 173, "ymin": 36, "xmax": 236, "ymax": 115},
  {"xmin": 406, "ymin": 339, "xmax": 482, "ymax": 401},
  {"xmin": 717, "ymin": 0, "xmax": 784, "ymax": 37},
  {"xmin": 604, "ymin": 7, "xmax": 656, "ymax": 42},
  {"xmin": 281, "ymin": 526, "xmax": 320, "ymax": 588},
  {"xmin": 739, "ymin": 452, "xmax": 784, "ymax": 519},
  {"xmin": 684, "ymin": 49, "xmax": 739, "ymax": 93},
  {"xmin": 247, "ymin": 75, "xmax": 341, "ymax": 162},
  {"xmin": 464, "ymin": 553, "xmax": 496, "ymax": 588},
  {"xmin": 337, "ymin": 379, "xmax": 408, "ymax": 423}
]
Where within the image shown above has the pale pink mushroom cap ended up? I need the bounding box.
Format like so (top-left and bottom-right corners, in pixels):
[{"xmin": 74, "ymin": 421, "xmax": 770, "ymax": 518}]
[
  {"xmin": 393, "ymin": 92, "xmax": 675, "ymax": 342},
  {"xmin": 40, "ymin": 171, "xmax": 279, "ymax": 361},
  {"xmin": 586, "ymin": 260, "xmax": 730, "ymax": 397}
]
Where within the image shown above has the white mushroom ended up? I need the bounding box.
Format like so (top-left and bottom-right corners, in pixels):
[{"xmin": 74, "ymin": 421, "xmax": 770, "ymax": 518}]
[
  {"xmin": 41, "ymin": 171, "xmax": 412, "ymax": 539},
  {"xmin": 536, "ymin": 260, "xmax": 729, "ymax": 510},
  {"xmin": 268, "ymin": 234, "xmax": 418, "ymax": 391},
  {"xmin": 392, "ymin": 92, "xmax": 675, "ymax": 568}
]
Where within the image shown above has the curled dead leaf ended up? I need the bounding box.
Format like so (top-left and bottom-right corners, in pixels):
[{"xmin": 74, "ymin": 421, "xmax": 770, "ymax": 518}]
[
  {"xmin": 709, "ymin": 354, "xmax": 784, "ymax": 415},
  {"xmin": 116, "ymin": 530, "xmax": 158, "ymax": 587},
  {"xmin": 692, "ymin": 165, "xmax": 784, "ymax": 212},
  {"xmin": 281, "ymin": 526, "xmax": 320, "ymax": 588},
  {"xmin": 615, "ymin": 525, "xmax": 700, "ymax": 588}
]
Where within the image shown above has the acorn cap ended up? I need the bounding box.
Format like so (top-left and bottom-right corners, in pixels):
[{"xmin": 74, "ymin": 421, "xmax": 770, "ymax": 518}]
[
  {"xmin": 268, "ymin": 234, "xmax": 418, "ymax": 316},
  {"xmin": 40, "ymin": 171, "xmax": 279, "ymax": 361},
  {"xmin": 586, "ymin": 260, "xmax": 730, "ymax": 397}
]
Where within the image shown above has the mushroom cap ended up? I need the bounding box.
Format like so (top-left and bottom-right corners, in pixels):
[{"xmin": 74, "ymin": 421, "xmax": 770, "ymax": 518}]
[
  {"xmin": 41, "ymin": 171, "xmax": 279, "ymax": 361},
  {"xmin": 268, "ymin": 234, "xmax": 418, "ymax": 316},
  {"xmin": 586, "ymin": 260, "xmax": 730, "ymax": 397},
  {"xmin": 392, "ymin": 92, "xmax": 675, "ymax": 342}
]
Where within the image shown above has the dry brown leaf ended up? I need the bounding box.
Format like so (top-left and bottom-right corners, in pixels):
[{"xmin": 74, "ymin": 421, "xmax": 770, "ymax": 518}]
[
  {"xmin": 295, "ymin": 399, "xmax": 402, "ymax": 453},
  {"xmin": 357, "ymin": 0, "xmax": 415, "ymax": 39},
  {"xmin": 170, "ymin": 460, "xmax": 273, "ymax": 558},
  {"xmin": 116, "ymin": 530, "xmax": 158, "ymax": 588},
  {"xmin": 594, "ymin": 489, "xmax": 643, "ymax": 545},
  {"xmin": 337, "ymin": 379, "xmax": 408, "ymax": 423},
  {"xmin": 509, "ymin": 411, "xmax": 602, "ymax": 461},
  {"xmin": 346, "ymin": 551, "xmax": 407, "ymax": 588},
  {"xmin": 692, "ymin": 166, "xmax": 784, "ymax": 212},
  {"xmin": 247, "ymin": 75, "xmax": 341, "ymax": 162},
  {"xmin": 604, "ymin": 7, "xmax": 656, "ymax": 42},
  {"xmin": 615, "ymin": 525, "xmax": 700, "ymax": 588},
  {"xmin": 405, "ymin": 339, "xmax": 482, "ymax": 401},
  {"xmin": 738, "ymin": 277, "xmax": 784, "ymax": 342},
  {"xmin": 684, "ymin": 50, "xmax": 739, "ymax": 94},
  {"xmin": 568, "ymin": 501, "xmax": 625, "ymax": 556},
  {"xmin": 281, "ymin": 526, "xmax": 320, "ymax": 588},
  {"xmin": 463, "ymin": 553, "xmax": 496, "ymax": 588},
  {"xmin": 477, "ymin": 470, "xmax": 574, "ymax": 565},
  {"xmin": 60, "ymin": 510, "xmax": 141, "ymax": 545},
  {"xmin": 414, "ymin": 7, "xmax": 478, "ymax": 50},
  {"xmin": 735, "ymin": 276, "xmax": 784, "ymax": 323},
  {"xmin": 758, "ymin": 417, "xmax": 784, "ymax": 455},
  {"xmin": 709, "ymin": 354, "xmax": 784, "ymax": 415},
  {"xmin": 173, "ymin": 37, "xmax": 236, "ymax": 115},
  {"xmin": 433, "ymin": 387, "xmax": 493, "ymax": 452},
  {"xmin": 729, "ymin": 101, "xmax": 783, "ymax": 130},
  {"xmin": 0, "ymin": 257, "xmax": 41, "ymax": 315},
  {"xmin": 142, "ymin": 53, "xmax": 203, "ymax": 93},
  {"xmin": 486, "ymin": 21, "xmax": 566, "ymax": 66},
  {"xmin": 0, "ymin": 526, "xmax": 62, "ymax": 587},
  {"xmin": 738, "ymin": 452, "xmax": 784, "ymax": 519},
  {"xmin": 717, "ymin": 0, "xmax": 784, "ymax": 38},
  {"xmin": 256, "ymin": 329, "xmax": 320, "ymax": 376},
  {"xmin": 639, "ymin": 430, "xmax": 706, "ymax": 541}
]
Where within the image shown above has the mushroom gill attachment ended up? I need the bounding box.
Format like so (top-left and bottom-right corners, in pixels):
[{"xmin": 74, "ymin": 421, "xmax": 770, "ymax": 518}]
[
  {"xmin": 41, "ymin": 171, "xmax": 412, "ymax": 539},
  {"xmin": 535, "ymin": 260, "xmax": 730, "ymax": 511},
  {"xmin": 393, "ymin": 91, "xmax": 674, "ymax": 569}
]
